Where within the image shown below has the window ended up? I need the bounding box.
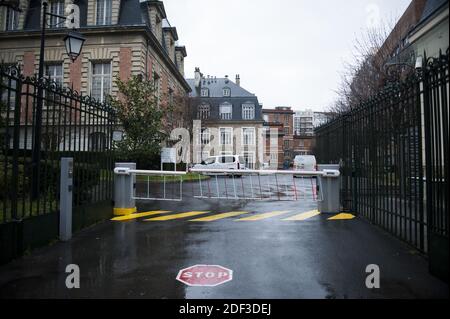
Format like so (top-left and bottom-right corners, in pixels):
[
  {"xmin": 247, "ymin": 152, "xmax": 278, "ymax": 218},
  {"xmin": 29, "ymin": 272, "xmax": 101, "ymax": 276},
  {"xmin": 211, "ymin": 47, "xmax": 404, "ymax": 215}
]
[
  {"xmin": 91, "ymin": 62, "xmax": 111, "ymax": 103},
  {"xmin": 242, "ymin": 103, "xmax": 255, "ymax": 120},
  {"xmin": 5, "ymin": 7, "xmax": 19, "ymax": 31},
  {"xmin": 263, "ymin": 114, "xmax": 269, "ymax": 122},
  {"xmin": 200, "ymin": 88, "xmax": 209, "ymax": 97},
  {"xmin": 294, "ymin": 117, "xmax": 301, "ymax": 135},
  {"xmin": 197, "ymin": 104, "xmax": 210, "ymax": 120},
  {"xmin": 242, "ymin": 152, "xmax": 255, "ymax": 169},
  {"xmin": 89, "ymin": 132, "xmax": 107, "ymax": 151},
  {"xmin": 168, "ymin": 88, "xmax": 174, "ymax": 107},
  {"xmin": 96, "ymin": 0, "xmax": 112, "ymax": 25},
  {"xmin": 199, "ymin": 128, "xmax": 210, "ymax": 145},
  {"xmin": 220, "ymin": 156, "xmax": 235, "ymax": 164},
  {"xmin": 219, "ymin": 103, "xmax": 232, "ymax": 120},
  {"xmin": 41, "ymin": 133, "xmax": 59, "ymax": 151},
  {"xmin": 284, "ymin": 140, "xmax": 290, "ymax": 149},
  {"xmin": 49, "ymin": 0, "xmax": 65, "ymax": 28},
  {"xmin": 242, "ymin": 128, "xmax": 255, "ymax": 146},
  {"xmin": 1, "ymin": 64, "xmax": 17, "ymax": 110},
  {"xmin": 222, "ymin": 87, "xmax": 231, "ymax": 97},
  {"xmin": 153, "ymin": 72, "xmax": 161, "ymax": 107},
  {"xmin": 219, "ymin": 128, "xmax": 232, "ymax": 145},
  {"xmin": 43, "ymin": 64, "xmax": 63, "ymax": 110},
  {"xmin": 45, "ymin": 64, "xmax": 63, "ymax": 87}
]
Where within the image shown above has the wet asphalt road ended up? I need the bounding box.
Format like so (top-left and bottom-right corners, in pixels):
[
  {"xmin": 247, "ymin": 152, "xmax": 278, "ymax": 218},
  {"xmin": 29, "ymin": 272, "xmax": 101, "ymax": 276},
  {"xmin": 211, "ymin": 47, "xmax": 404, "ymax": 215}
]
[{"xmin": 0, "ymin": 178, "xmax": 448, "ymax": 299}]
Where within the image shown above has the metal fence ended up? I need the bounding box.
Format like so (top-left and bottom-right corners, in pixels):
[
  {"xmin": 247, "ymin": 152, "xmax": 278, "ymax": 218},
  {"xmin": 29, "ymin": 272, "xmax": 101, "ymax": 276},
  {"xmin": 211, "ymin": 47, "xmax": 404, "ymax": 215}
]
[
  {"xmin": 315, "ymin": 49, "xmax": 449, "ymax": 256},
  {"xmin": 0, "ymin": 64, "xmax": 117, "ymax": 225}
]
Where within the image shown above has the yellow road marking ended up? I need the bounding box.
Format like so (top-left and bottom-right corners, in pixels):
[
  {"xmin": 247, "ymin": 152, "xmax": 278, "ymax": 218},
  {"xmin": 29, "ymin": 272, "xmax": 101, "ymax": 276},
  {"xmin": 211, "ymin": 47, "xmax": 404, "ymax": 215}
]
[
  {"xmin": 283, "ymin": 210, "xmax": 321, "ymax": 221},
  {"xmin": 328, "ymin": 213, "xmax": 356, "ymax": 220},
  {"xmin": 144, "ymin": 211, "xmax": 209, "ymax": 221},
  {"xmin": 190, "ymin": 212, "xmax": 249, "ymax": 222},
  {"xmin": 236, "ymin": 211, "xmax": 291, "ymax": 221},
  {"xmin": 111, "ymin": 211, "xmax": 171, "ymax": 221},
  {"xmin": 113, "ymin": 207, "xmax": 137, "ymax": 216}
]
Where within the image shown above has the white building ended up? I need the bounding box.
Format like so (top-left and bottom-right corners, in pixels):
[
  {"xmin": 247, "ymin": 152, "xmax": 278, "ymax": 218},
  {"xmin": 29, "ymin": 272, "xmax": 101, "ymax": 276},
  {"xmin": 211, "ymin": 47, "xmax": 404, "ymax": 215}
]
[
  {"xmin": 293, "ymin": 110, "xmax": 314, "ymax": 136},
  {"xmin": 293, "ymin": 110, "xmax": 333, "ymax": 136}
]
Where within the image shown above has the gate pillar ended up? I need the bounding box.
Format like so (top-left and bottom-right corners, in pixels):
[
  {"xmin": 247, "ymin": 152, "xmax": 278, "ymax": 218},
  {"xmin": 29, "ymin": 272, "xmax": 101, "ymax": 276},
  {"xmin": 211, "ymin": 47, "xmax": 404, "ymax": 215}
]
[{"xmin": 114, "ymin": 163, "xmax": 137, "ymax": 216}]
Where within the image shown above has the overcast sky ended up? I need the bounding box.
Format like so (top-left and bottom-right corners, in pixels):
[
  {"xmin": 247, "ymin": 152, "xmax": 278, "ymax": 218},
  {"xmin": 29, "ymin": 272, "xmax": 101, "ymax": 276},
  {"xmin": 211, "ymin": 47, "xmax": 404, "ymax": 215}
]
[{"xmin": 164, "ymin": 0, "xmax": 412, "ymax": 112}]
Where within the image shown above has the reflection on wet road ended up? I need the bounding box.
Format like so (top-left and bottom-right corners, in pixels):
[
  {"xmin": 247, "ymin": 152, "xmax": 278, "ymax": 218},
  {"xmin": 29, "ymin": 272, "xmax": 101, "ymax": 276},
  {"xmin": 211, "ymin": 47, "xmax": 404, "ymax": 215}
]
[{"xmin": 0, "ymin": 196, "xmax": 447, "ymax": 299}]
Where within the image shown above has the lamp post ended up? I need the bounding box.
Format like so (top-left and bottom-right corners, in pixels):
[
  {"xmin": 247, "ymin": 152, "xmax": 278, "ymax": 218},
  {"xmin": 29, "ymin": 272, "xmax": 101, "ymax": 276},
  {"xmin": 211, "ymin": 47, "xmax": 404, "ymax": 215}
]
[{"xmin": 31, "ymin": 0, "xmax": 85, "ymax": 198}]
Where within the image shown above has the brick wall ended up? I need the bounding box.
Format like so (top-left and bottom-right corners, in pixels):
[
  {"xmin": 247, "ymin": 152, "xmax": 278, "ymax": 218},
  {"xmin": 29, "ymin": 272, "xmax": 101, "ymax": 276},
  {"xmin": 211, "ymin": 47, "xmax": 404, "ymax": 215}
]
[
  {"xmin": 119, "ymin": 47, "xmax": 132, "ymax": 82},
  {"xmin": 69, "ymin": 56, "xmax": 82, "ymax": 92},
  {"xmin": 22, "ymin": 51, "xmax": 35, "ymax": 76}
]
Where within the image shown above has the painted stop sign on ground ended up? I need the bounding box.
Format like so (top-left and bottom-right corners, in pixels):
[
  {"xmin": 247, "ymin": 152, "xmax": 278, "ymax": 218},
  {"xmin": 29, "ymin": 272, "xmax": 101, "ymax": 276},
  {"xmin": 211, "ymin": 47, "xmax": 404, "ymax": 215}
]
[{"xmin": 176, "ymin": 265, "xmax": 233, "ymax": 287}]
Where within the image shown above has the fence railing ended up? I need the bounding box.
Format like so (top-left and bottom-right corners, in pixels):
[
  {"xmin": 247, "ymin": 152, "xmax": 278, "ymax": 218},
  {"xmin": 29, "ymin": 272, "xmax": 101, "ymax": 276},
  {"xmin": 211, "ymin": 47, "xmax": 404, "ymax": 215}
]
[
  {"xmin": 315, "ymin": 49, "xmax": 449, "ymax": 254},
  {"xmin": 0, "ymin": 64, "xmax": 117, "ymax": 225}
]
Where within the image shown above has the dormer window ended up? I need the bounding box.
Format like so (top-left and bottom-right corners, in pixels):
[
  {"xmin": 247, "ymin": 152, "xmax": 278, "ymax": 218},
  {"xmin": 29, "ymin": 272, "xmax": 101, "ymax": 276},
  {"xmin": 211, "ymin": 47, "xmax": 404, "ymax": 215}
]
[
  {"xmin": 197, "ymin": 104, "xmax": 210, "ymax": 120},
  {"xmin": 223, "ymin": 87, "xmax": 231, "ymax": 97},
  {"xmin": 96, "ymin": 0, "xmax": 112, "ymax": 26},
  {"xmin": 201, "ymin": 88, "xmax": 209, "ymax": 97},
  {"xmin": 242, "ymin": 103, "xmax": 255, "ymax": 120},
  {"xmin": 219, "ymin": 102, "xmax": 233, "ymax": 120}
]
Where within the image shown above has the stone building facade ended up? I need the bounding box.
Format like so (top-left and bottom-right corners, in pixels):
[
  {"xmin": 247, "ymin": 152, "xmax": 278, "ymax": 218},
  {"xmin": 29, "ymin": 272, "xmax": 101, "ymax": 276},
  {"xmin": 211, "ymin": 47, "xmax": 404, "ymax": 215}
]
[
  {"xmin": 0, "ymin": 0, "xmax": 190, "ymax": 126},
  {"xmin": 188, "ymin": 69, "xmax": 264, "ymax": 169}
]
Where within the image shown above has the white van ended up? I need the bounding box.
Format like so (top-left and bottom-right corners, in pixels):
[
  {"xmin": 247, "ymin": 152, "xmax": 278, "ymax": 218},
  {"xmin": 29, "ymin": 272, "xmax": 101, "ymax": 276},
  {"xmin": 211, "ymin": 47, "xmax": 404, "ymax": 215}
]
[
  {"xmin": 294, "ymin": 155, "xmax": 317, "ymax": 172},
  {"xmin": 193, "ymin": 155, "xmax": 246, "ymax": 176}
]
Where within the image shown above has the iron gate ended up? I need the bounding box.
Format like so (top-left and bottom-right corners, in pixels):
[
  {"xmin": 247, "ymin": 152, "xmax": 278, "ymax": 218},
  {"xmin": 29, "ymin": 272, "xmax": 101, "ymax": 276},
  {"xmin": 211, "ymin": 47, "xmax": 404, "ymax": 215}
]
[
  {"xmin": 315, "ymin": 49, "xmax": 449, "ymax": 281},
  {"xmin": 0, "ymin": 64, "xmax": 117, "ymax": 264},
  {"xmin": 423, "ymin": 51, "xmax": 449, "ymax": 282}
]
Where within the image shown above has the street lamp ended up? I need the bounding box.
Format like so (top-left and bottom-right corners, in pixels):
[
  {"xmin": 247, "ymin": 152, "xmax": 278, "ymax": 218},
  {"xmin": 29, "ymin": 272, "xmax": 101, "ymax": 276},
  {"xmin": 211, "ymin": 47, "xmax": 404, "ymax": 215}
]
[
  {"xmin": 31, "ymin": 0, "xmax": 85, "ymax": 198},
  {"xmin": 64, "ymin": 31, "xmax": 86, "ymax": 62}
]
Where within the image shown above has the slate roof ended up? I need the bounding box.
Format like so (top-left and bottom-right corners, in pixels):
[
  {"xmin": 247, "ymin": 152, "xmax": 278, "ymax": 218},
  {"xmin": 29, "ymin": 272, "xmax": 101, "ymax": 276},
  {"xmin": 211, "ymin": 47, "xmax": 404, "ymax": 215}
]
[
  {"xmin": 186, "ymin": 77, "xmax": 256, "ymax": 98},
  {"xmin": 190, "ymin": 96, "xmax": 264, "ymax": 122},
  {"xmin": 419, "ymin": 0, "xmax": 448, "ymax": 24},
  {"xmin": 23, "ymin": 0, "xmax": 162, "ymax": 30}
]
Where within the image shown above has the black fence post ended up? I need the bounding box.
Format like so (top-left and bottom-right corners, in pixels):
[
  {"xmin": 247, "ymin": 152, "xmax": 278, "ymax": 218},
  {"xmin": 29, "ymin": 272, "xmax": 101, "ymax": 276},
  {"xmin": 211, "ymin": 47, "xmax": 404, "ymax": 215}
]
[{"xmin": 10, "ymin": 70, "xmax": 22, "ymax": 221}]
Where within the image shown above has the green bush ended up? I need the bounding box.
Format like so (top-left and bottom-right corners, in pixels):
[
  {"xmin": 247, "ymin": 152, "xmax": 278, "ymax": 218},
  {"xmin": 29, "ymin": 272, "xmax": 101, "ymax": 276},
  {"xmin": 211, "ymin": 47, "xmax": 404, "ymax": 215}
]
[
  {"xmin": 116, "ymin": 149, "xmax": 161, "ymax": 170},
  {"xmin": 73, "ymin": 162, "xmax": 101, "ymax": 204},
  {"xmin": 0, "ymin": 163, "xmax": 28, "ymax": 200},
  {"xmin": 0, "ymin": 157, "xmax": 101, "ymax": 204}
]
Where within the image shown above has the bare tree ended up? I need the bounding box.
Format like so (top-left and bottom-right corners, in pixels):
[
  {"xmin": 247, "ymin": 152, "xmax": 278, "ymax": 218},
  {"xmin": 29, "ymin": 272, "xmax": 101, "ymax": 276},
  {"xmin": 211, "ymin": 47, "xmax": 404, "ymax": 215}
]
[{"xmin": 329, "ymin": 17, "xmax": 412, "ymax": 115}]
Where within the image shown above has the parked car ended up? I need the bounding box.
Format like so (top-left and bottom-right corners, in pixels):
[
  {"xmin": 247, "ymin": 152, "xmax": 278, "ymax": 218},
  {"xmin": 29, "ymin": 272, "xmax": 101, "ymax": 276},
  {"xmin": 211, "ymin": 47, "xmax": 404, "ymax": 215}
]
[
  {"xmin": 294, "ymin": 155, "xmax": 317, "ymax": 171},
  {"xmin": 193, "ymin": 155, "xmax": 246, "ymax": 176}
]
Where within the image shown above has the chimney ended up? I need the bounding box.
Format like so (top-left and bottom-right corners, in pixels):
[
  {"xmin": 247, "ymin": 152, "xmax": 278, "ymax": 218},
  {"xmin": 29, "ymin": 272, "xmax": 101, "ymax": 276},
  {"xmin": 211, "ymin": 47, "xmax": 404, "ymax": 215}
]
[
  {"xmin": 225, "ymin": 75, "xmax": 229, "ymax": 84},
  {"xmin": 236, "ymin": 74, "xmax": 240, "ymax": 86},
  {"xmin": 195, "ymin": 68, "xmax": 202, "ymax": 88}
]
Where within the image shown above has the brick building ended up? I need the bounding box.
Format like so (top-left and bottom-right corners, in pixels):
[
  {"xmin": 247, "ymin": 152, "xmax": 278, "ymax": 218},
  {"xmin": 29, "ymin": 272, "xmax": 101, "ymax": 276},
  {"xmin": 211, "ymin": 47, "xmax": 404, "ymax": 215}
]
[
  {"xmin": 262, "ymin": 120, "xmax": 284, "ymax": 169},
  {"xmin": 0, "ymin": 0, "xmax": 190, "ymax": 125},
  {"xmin": 262, "ymin": 106, "xmax": 294, "ymax": 169}
]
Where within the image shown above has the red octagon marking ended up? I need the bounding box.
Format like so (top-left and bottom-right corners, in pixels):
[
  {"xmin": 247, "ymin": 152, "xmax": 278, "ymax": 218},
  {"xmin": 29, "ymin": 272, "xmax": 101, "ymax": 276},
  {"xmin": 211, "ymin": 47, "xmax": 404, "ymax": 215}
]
[{"xmin": 176, "ymin": 265, "xmax": 233, "ymax": 287}]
